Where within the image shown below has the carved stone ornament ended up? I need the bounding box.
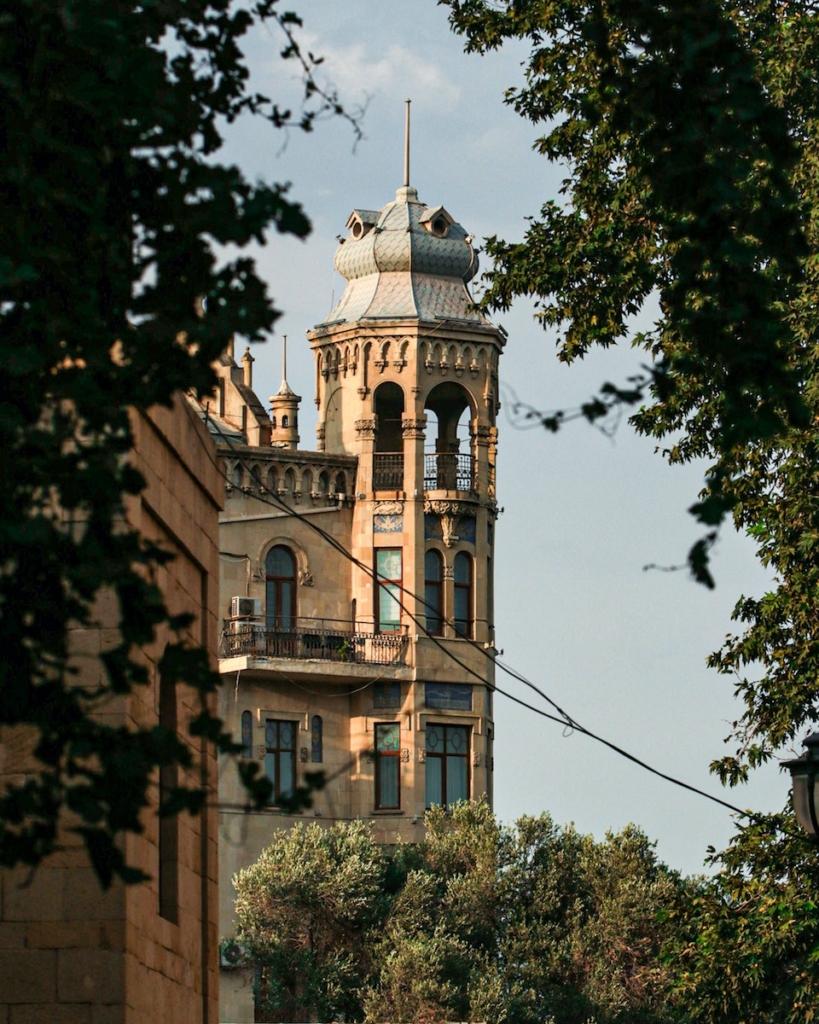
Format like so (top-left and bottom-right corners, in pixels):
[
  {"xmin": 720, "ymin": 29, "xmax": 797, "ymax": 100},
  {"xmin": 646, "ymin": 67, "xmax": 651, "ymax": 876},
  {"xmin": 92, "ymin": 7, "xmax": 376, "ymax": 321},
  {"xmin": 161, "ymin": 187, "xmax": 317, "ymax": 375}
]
[
  {"xmin": 474, "ymin": 424, "xmax": 493, "ymax": 446},
  {"xmin": 401, "ymin": 416, "xmax": 427, "ymax": 439},
  {"xmin": 355, "ymin": 418, "xmax": 376, "ymax": 438},
  {"xmin": 299, "ymin": 570, "xmax": 314, "ymax": 587},
  {"xmin": 254, "ymin": 745, "xmax": 266, "ymax": 761},
  {"xmin": 442, "ymin": 565, "xmax": 454, "ymax": 580},
  {"xmin": 472, "ymin": 751, "xmax": 482, "ymax": 767},
  {"xmin": 424, "ymin": 499, "xmax": 475, "ymax": 548},
  {"xmin": 373, "ymin": 500, "xmax": 403, "ymax": 515},
  {"xmin": 400, "ymin": 748, "xmax": 410, "ymax": 763},
  {"xmin": 417, "ymin": 749, "xmax": 427, "ymax": 763},
  {"xmin": 299, "ymin": 747, "xmax": 309, "ymax": 763}
]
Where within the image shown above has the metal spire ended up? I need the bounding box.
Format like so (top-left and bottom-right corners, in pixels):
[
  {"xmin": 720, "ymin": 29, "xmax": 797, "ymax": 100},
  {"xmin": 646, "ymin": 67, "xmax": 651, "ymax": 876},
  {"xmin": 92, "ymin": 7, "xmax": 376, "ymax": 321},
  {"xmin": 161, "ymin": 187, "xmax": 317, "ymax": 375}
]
[
  {"xmin": 282, "ymin": 335, "xmax": 287, "ymax": 384},
  {"xmin": 404, "ymin": 99, "xmax": 411, "ymax": 188}
]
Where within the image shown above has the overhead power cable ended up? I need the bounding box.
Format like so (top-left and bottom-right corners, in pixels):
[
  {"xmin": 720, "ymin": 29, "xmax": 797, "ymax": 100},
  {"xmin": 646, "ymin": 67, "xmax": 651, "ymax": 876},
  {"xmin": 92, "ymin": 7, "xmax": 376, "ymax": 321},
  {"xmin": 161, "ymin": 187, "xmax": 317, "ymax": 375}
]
[{"xmin": 190, "ymin": 398, "xmax": 760, "ymax": 823}]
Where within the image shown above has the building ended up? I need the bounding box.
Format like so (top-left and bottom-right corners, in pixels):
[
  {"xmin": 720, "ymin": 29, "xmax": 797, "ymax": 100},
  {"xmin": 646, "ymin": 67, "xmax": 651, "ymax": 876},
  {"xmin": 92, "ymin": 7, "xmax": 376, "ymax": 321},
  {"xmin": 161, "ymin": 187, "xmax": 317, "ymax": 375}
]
[
  {"xmin": 0, "ymin": 396, "xmax": 222, "ymax": 1024},
  {"xmin": 211, "ymin": 176, "xmax": 505, "ymax": 1022}
]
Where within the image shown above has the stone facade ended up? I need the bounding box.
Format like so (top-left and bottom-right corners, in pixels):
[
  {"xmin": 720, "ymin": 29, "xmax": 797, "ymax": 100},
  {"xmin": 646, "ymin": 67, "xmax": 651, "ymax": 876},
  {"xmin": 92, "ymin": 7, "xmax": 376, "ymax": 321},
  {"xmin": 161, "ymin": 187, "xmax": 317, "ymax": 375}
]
[
  {"xmin": 211, "ymin": 183, "xmax": 505, "ymax": 1023},
  {"xmin": 0, "ymin": 396, "xmax": 222, "ymax": 1024}
]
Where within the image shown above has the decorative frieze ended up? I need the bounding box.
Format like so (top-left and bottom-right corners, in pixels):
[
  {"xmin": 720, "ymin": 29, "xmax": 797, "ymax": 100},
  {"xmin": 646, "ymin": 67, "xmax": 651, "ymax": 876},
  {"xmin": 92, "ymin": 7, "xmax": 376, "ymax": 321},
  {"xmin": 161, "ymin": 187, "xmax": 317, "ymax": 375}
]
[{"xmin": 373, "ymin": 500, "xmax": 403, "ymax": 515}]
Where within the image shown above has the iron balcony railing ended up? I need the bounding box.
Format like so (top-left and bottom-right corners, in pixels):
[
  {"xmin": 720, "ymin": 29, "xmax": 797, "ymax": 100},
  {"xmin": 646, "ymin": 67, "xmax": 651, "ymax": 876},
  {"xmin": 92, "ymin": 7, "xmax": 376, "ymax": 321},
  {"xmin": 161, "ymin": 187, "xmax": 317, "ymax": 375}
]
[
  {"xmin": 372, "ymin": 452, "xmax": 404, "ymax": 490},
  {"xmin": 220, "ymin": 617, "xmax": 410, "ymax": 667},
  {"xmin": 424, "ymin": 453, "xmax": 476, "ymax": 493}
]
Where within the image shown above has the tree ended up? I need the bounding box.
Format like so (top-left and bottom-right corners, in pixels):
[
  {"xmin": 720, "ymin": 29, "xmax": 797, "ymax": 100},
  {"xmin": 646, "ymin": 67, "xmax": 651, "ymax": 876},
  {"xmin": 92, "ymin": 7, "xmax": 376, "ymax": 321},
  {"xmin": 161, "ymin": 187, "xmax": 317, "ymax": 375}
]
[
  {"xmin": 235, "ymin": 803, "xmax": 690, "ymax": 1024},
  {"xmin": 233, "ymin": 820, "xmax": 391, "ymax": 1022},
  {"xmin": 443, "ymin": 1, "xmax": 819, "ymax": 1018},
  {"xmin": 0, "ymin": 0, "xmax": 352, "ymax": 885}
]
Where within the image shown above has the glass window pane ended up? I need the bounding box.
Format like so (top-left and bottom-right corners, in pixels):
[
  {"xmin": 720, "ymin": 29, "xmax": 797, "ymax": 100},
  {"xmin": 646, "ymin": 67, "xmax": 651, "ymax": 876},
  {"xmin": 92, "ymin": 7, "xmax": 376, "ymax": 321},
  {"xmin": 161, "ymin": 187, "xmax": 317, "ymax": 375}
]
[
  {"xmin": 266, "ymin": 546, "xmax": 295, "ymax": 576},
  {"xmin": 425, "ymin": 550, "xmax": 441, "ymax": 580},
  {"xmin": 280, "ymin": 752, "xmax": 294, "ymax": 799},
  {"xmin": 264, "ymin": 751, "xmax": 277, "ymax": 801},
  {"xmin": 447, "ymin": 726, "xmax": 468, "ymax": 754},
  {"xmin": 425, "ymin": 757, "xmax": 442, "ymax": 809},
  {"xmin": 376, "ymin": 723, "xmax": 400, "ymax": 751},
  {"xmin": 379, "ymin": 584, "xmax": 401, "ymax": 631},
  {"xmin": 280, "ymin": 582, "xmax": 294, "ymax": 628},
  {"xmin": 379, "ymin": 755, "xmax": 399, "ymax": 809},
  {"xmin": 454, "ymin": 552, "xmax": 471, "ymax": 584},
  {"xmin": 425, "ymin": 583, "xmax": 441, "ymax": 633},
  {"xmin": 311, "ymin": 715, "xmax": 323, "ymax": 763},
  {"xmin": 454, "ymin": 589, "xmax": 469, "ymax": 628},
  {"xmin": 426, "ymin": 724, "xmax": 443, "ymax": 751},
  {"xmin": 446, "ymin": 754, "xmax": 469, "ymax": 805},
  {"xmin": 280, "ymin": 721, "xmax": 295, "ymax": 749},
  {"xmin": 377, "ymin": 549, "xmax": 402, "ymax": 581},
  {"xmin": 241, "ymin": 711, "xmax": 253, "ymax": 757},
  {"xmin": 265, "ymin": 721, "xmax": 278, "ymax": 747}
]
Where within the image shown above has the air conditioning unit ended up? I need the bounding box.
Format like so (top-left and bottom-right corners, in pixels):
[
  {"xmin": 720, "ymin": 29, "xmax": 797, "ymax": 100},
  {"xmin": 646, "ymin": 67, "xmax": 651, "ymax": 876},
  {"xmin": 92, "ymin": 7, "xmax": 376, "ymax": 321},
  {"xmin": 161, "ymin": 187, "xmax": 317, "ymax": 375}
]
[
  {"xmin": 220, "ymin": 940, "xmax": 249, "ymax": 969},
  {"xmin": 229, "ymin": 596, "xmax": 262, "ymax": 619}
]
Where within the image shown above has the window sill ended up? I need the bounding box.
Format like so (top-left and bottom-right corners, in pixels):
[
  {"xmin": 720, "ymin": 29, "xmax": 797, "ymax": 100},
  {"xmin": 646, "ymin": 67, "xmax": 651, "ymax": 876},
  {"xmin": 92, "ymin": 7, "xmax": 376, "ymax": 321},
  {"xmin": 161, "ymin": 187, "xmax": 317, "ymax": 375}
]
[{"xmin": 371, "ymin": 808, "xmax": 404, "ymax": 816}]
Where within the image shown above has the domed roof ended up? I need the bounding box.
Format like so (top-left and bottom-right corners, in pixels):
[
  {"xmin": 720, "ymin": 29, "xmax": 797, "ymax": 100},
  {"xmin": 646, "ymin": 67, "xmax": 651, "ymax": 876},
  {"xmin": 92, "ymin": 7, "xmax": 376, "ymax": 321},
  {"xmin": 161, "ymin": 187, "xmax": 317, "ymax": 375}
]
[{"xmin": 318, "ymin": 186, "xmax": 488, "ymax": 326}]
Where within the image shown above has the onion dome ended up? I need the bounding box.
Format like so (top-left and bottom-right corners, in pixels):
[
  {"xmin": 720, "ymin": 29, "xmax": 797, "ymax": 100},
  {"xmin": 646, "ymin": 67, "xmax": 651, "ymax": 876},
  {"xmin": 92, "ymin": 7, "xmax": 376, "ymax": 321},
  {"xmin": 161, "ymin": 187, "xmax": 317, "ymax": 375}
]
[{"xmin": 320, "ymin": 186, "xmax": 486, "ymax": 325}]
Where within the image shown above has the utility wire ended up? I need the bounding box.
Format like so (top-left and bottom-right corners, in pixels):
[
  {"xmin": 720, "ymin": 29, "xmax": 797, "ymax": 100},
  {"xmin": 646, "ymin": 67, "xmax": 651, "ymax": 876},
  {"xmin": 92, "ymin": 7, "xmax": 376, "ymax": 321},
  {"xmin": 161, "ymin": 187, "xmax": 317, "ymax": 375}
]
[{"xmin": 191, "ymin": 397, "xmax": 758, "ymax": 822}]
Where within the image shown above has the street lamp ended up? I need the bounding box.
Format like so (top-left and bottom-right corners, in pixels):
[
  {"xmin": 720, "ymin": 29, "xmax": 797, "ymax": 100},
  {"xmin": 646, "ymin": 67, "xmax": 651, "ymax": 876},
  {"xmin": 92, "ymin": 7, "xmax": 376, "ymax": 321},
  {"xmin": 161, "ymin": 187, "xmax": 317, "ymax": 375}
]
[{"xmin": 784, "ymin": 732, "xmax": 819, "ymax": 837}]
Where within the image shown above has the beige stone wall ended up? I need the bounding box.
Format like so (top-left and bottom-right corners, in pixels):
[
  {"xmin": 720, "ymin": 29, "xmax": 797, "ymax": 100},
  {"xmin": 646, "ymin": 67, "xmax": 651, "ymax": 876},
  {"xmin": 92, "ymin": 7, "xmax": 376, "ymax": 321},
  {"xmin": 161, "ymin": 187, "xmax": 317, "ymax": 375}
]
[{"xmin": 0, "ymin": 395, "xmax": 222, "ymax": 1024}]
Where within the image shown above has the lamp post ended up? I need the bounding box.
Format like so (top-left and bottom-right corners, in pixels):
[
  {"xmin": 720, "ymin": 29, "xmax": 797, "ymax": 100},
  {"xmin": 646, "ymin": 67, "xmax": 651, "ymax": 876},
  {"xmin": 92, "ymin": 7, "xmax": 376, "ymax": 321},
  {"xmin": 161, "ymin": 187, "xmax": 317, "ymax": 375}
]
[{"xmin": 784, "ymin": 732, "xmax": 819, "ymax": 837}]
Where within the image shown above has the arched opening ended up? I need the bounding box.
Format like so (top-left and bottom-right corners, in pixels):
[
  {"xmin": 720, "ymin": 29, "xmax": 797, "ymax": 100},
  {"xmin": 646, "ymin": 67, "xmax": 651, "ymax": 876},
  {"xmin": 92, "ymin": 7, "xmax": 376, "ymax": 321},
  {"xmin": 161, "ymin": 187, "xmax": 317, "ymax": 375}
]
[
  {"xmin": 424, "ymin": 382, "xmax": 475, "ymax": 492},
  {"xmin": 265, "ymin": 546, "xmax": 296, "ymax": 630},
  {"xmin": 453, "ymin": 552, "xmax": 473, "ymax": 639},
  {"xmin": 373, "ymin": 382, "xmax": 405, "ymax": 490},
  {"xmin": 424, "ymin": 549, "xmax": 444, "ymax": 636}
]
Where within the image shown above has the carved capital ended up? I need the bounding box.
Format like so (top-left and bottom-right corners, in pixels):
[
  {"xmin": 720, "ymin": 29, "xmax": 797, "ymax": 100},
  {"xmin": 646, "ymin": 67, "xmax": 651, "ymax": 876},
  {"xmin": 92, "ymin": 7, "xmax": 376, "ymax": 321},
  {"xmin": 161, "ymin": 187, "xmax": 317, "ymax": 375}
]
[
  {"xmin": 474, "ymin": 424, "xmax": 493, "ymax": 447},
  {"xmin": 400, "ymin": 748, "xmax": 410, "ymax": 763},
  {"xmin": 401, "ymin": 416, "xmax": 427, "ymax": 439},
  {"xmin": 442, "ymin": 565, "xmax": 454, "ymax": 580},
  {"xmin": 355, "ymin": 418, "xmax": 376, "ymax": 439},
  {"xmin": 299, "ymin": 747, "xmax": 309, "ymax": 763},
  {"xmin": 472, "ymin": 750, "xmax": 482, "ymax": 767},
  {"xmin": 254, "ymin": 745, "xmax": 266, "ymax": 761},
  {"xmin": 417, "ymin": 749, "xmax": 426, "ymax": 763}
]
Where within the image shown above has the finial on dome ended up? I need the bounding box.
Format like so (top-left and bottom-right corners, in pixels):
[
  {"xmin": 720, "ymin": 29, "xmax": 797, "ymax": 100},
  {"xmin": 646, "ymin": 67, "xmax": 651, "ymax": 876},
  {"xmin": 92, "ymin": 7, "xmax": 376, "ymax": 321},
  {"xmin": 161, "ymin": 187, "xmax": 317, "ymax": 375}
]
[{"xmin": 403, "ymin": 99, "xmax": 411, "ymax": 188}]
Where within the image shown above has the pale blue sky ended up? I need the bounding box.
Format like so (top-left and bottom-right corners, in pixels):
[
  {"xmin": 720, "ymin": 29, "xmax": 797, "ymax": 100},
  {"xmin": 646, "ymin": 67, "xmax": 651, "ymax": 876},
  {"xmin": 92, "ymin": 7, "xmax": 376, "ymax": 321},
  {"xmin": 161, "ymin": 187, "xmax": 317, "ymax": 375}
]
[{"xmin": 221, "ymin": 0, "xmax": 785, "ymax": 876}]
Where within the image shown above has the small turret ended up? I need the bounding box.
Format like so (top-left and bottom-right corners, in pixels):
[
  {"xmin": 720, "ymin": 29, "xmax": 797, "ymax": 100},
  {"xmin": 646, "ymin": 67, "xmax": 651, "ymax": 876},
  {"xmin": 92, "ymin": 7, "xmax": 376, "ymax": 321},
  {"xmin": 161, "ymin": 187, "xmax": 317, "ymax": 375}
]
[{"xmin": 269, "ymin": 336, "xmax": 301, "ymax": 449}]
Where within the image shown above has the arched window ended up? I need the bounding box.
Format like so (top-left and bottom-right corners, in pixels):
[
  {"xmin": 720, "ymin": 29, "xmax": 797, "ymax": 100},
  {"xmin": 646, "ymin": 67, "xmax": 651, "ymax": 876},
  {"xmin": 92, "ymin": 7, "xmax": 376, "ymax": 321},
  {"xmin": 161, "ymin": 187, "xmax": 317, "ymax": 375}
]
[
  {"xmin": 424, "ymin": 550, "xmax": 443, "ymax": 636},
  {"xmin": 270, "ymin": 414, "xmax": 276, "ymax": 428},
  {"xmin": 241, "ymin": 710, "xmax": 253, "ymax": 759},
  {"xmin": 282, "ymin": 414, "xmax": 289, "ymax": 428},
  {"xmin": 453, "ymin": 552, "xmax": 473, "ymax": 639},
  {"xmin": 265, "ymin": 546, "xmax": 296, "ymax": 630},
  {"xmin": 311, "ymin": 715, "xmax": 323, "ymax": 763}
]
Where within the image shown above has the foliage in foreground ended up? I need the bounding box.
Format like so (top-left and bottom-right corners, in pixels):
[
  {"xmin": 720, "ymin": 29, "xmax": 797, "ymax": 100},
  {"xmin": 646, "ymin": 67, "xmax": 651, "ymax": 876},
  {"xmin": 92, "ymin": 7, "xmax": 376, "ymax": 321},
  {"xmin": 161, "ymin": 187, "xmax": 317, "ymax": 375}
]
[
  {"xmin": 0, "ymin": 0, "xmax": 347, "ymax": 884},
  {"xmin": 441, "ymin": 2, "xmax": 819, "ymax": 1018},
  {"xmin": 233, "ymin": 801, "xmax": 689, "ymax": 1024}
]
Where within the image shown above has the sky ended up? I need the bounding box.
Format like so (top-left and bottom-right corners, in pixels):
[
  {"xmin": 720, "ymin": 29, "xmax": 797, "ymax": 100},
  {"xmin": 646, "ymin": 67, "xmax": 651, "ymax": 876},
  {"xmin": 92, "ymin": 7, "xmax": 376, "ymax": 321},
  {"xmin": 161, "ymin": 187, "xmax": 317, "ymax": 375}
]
[{"xmin": 219, "ymin": 0, "xmax": 788, "ymax": 877}]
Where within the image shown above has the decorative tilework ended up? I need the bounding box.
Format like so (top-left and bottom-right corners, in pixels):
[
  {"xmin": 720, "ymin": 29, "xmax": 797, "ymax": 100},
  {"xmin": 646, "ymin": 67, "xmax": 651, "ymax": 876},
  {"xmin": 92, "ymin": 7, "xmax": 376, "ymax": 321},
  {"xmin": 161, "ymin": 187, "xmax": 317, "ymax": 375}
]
[
  {"xmin": 374, "ymin": 513, "xmax": 403, "ymax": 533},
  {"xmin": 424, "ymin": 513, "xmax": 443, "ymax": 540},
  {"xmin": 425, "ymin": 682, "xmax": 473, "ymax": 711}
]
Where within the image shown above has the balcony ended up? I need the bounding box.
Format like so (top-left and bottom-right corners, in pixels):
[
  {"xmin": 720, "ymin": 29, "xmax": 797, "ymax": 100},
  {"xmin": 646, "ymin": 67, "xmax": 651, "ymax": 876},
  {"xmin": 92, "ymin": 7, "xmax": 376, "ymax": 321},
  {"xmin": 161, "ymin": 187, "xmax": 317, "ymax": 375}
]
[
  {"xmin": 424, "ymin": 453, "xmax": 476, "ymax": 493},
  {"xmin": 220, "ymin": 617, "xmax": 410, "ymax": 667},
  {"xmin": 373, "ymin": 452, "xmax": 404, "ymax": 490}
]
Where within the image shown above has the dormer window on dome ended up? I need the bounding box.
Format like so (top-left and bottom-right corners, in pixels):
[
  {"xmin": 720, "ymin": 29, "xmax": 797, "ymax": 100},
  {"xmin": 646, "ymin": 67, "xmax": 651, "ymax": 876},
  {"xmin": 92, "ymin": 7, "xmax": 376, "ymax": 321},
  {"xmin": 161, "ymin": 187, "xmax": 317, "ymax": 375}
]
[
  {"xmin": 346, "ymin": 209, "xmax": 380, "ymax": 240},
  {"xmin": 420, "ymin": 205, "xmax": 454, "ymax": 239}
]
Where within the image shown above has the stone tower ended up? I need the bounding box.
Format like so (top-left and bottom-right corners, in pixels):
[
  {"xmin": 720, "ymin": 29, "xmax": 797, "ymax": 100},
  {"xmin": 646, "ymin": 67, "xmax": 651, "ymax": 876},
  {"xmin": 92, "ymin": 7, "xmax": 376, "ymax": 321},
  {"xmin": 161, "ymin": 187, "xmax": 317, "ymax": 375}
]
[{"xmin": 211, "ymin": 168, "xmax": 505, "ymax": 1023}]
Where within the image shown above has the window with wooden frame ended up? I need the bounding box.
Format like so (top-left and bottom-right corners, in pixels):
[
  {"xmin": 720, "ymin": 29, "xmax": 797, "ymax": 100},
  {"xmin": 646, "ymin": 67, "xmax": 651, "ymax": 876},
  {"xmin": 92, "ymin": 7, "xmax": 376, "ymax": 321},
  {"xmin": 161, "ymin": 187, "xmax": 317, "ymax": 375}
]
[
  {"xmin": 424, "ymin": 549, "xmax": 444, "ymax": 636},
  {"xmin": 425, "ymin": 723, "xmax": 470, "ymax": 810},
  {"xmin": 453, "ymin": 551, "xmax": 473, "ymax": 638},
  {"xmin": 374, "ymin": 722, "xmax": 400, "ymax": 809},
  {"xmin": 264, "ymin": 719, "xmax": 296, "ymax": 805},
  {"xmin": 375, "ymin": 548, "xmax": 402, "ymax": 633},
  {"xmin": 265, "ymin": 545, "xmax": 296, "ymax": 630}
]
